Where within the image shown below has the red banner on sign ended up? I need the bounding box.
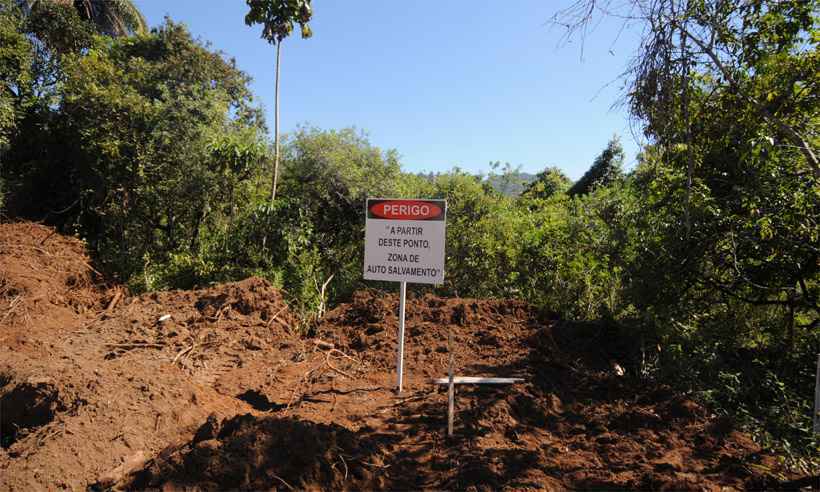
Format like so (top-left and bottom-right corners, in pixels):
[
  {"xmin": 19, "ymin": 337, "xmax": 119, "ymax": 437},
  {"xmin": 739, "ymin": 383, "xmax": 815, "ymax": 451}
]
[{"xmin": 368, "ymin": 200, "xmax": 444, "ymax": 221}]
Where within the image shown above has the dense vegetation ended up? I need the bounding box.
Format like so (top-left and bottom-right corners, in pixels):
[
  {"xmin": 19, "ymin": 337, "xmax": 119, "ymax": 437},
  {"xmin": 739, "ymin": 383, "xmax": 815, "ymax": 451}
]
[{"xmin": 0, "ymin": 0, "xmax": 817, "ymax": 466}]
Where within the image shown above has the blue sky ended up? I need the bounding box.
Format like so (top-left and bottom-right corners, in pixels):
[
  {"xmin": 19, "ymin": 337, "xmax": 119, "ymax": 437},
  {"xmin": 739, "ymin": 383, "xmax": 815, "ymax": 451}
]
[{"xmin": 134, "ymin": 1, "xmax": 646, "ymax": 180}]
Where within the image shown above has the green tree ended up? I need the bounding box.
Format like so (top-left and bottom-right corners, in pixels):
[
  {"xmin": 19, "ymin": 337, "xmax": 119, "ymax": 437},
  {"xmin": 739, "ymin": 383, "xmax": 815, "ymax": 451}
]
[
  {"xmin": 277, "ymin": 126, "xmax": 401, "ymax": 301},
  {"xmin": 522, "ymin": 166, "xmax": 571, "ymax": 200},
  {"xmin": 556, "ymin": 1, "xmax": 820, "ymax": 323},
  {"xmin": 213, "ymin": 127, "xmax": 404, "ymax": 310},
  {"xmin": 0, "ymin": 0, "xmax": 32, "ymax": 151},
  {"xmin": 554, "ymin": 0, "xmax": 818, "ymax": 180},
  {"xmin": 3, "ymin": 20, "xmax": 267, "ymax": 284},
  {"xmin": 0, "ymin": 0, "xmax": 99, "ymax": 221},
  {"xmin": 567, "ymin": 136, "xmax": 624, "ymax": 196},
  {"xmin": 553, "ymin": 0, "xmax": 820, "ymax": 452},
  {"xmin": 22, "ymin": 0, "xmax": 147, "ymax": 36},
  {"xmin": 424, "ymin": 169, "xmax": 519, "ymax": 297},
  {"xmin": 243, "ymin": 0, "xmax": 312, "ymax": 204}
]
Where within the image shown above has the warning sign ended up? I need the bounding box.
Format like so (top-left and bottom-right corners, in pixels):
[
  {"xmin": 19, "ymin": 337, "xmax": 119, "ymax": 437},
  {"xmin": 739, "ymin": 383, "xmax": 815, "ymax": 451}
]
[{"xmin": 364, "ymin": 198, "xmax": 446, "ymax": 285}]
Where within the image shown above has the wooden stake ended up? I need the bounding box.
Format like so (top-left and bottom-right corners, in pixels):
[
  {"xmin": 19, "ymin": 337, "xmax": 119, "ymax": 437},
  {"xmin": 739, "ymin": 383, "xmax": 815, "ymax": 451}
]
[{"xmin": 447, "ymin": 326, "xmax": 454, "ymax": 437}]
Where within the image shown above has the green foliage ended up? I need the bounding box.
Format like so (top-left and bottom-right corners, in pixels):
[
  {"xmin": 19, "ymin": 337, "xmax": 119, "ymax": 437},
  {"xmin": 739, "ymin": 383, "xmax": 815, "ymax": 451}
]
[
  {"xmin": 24, "ymin": 0, "xmax": 147, "ymax": 37},
  {"xmin": 2, "ymin": 19, "xmax": 267, "ymax": 285},
  {"xmin": 0, "ymin": 0, "xmax": 32, "ymax": 150},
  {"xmin": 615, "ymin": 0, "xmax": 820, "ymax": 323},
  {"xmin": 179, "ymin": 127, "xmax": 407, "ymax": 313},
  {"xmin": 272, "ymin": 127, "xmax": 403, "ymax": 305},
  {"xmin": 65, "ymin": 23, "xmax": 264, "ymax": 283},
  {"xmin": 428, "ymin": 169, "xmax": 523, "ymax": 297},
  {"xmin": 612, "ymin": 0, "xmax": 819, "ymax": 458},
  {"xmin": 518, "ymin": 182, "xmax": 639, "ymax": 319},
  {"xmin": 24, "ymin": 0, "xmax": 94, "ymax": 54},
  {"xmin": 521, "ymin": 166, "xmax": 571, "ymax": 200},
  {"xmin": 567, "ymin": 136, "xmax": 624, "ymax": 196},
  {"xmin": 244, "ymin": 0, "xmax": 312, "ymax": 43},
  {"xmin": 649, "ymin": 299, "xmax": 820, "ymax": 462}
]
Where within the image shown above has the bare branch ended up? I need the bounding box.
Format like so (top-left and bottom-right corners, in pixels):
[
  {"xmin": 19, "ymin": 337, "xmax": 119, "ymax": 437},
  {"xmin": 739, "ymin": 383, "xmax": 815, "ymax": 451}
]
[{"xmin": 550, "ymin": 0, "xmax": 819, "ymax": 178}]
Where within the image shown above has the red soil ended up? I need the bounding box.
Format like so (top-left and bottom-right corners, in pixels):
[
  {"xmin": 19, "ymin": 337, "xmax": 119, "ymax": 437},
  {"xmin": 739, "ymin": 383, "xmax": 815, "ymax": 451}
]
[{"xmin": 0, "ymin": 222, "xmax": 800, "ymax": 490}]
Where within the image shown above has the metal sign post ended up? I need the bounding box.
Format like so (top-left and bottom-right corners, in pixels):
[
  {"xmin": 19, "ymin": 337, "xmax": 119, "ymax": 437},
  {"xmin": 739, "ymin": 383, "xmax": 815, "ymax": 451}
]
[
  {"xmin": 397, "ymin": 281, "xmax": 407, "ymax": 393},
  {"xmin": 448, "ymin": 326, "xmax": 455, "ymax": 436}
]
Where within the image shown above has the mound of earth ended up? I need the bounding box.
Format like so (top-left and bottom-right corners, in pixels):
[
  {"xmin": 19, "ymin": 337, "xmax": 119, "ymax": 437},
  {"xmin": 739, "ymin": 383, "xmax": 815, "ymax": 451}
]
[
  {"xmin": 0, "ymin": 223, "xmax": 103, "ymax": 340},
  {"xmin": 0, "ymin": 224, "xmax": 804, "ymax": 490},
  {"xmin": 93, "ymin": 276, "xmax": 298, "ymax": 388},
  {"xmin": 0, "ymin": 225, "xmax": 301, "ymax": 490},
  {"xmin": 127, "ymin": 291, "xmax": 796, "ymax": 491}
]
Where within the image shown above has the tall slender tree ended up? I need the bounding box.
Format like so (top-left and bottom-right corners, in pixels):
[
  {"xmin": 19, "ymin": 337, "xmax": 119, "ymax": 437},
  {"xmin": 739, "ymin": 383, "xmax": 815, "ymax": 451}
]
[{"xmin": 244, "ymin": 0, "xmax": 312, "ymax": 204}]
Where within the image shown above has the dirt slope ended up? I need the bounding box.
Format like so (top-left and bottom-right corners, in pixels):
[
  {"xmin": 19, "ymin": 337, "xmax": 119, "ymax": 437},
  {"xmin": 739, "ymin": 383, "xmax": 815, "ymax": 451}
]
[
  {"xmin": 0, "ymin": 223, "xmax": 799, "ymax": 490},
  {"xmin": 0, "ymin": 224, "xmax": 294, "ymax": 490}
]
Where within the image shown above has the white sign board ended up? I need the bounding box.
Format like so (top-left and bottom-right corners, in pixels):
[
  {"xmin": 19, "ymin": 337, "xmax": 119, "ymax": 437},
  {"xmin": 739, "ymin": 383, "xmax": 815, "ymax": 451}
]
[{"xmin": 364, "ymin": 198, "xmax": 446, "ymax": 285}]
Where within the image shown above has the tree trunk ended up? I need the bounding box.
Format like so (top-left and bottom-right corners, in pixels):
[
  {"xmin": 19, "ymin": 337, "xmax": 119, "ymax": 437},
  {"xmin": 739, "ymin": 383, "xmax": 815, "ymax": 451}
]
[
  {"xmin": 270, "ymin": 40, "xmax": 281, "ymax": 204},
  {"xmin": 785, "ymin": 302, "xmax": 795, "ymax": 353},
  {"xmin": 190, "ymin": 203, "xmax": 206, "ymax": 253},
  {"xmin": 681, "ymin": 22, "xmax": 693, "ymax": 238}
]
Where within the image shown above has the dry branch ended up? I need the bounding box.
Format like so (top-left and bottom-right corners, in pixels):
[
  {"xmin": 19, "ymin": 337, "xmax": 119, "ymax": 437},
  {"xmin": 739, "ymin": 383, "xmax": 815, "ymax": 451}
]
[
  {"xmin": 172, "ymin": 343, "xmax": 195, "ymax": 366},
  {"xmin": 335, "ymin": 448, "xmax": 349, "ymax": 481},
  {"xmin": 312, "ymin": 338, "xmax": 335, "ymax": 350},
  {"xmin": 324, "ymin": 352, "xmax": 354, "ymax": 379},
  {"xmin": 328, "ymin": 348, "xmax": 360, "ymax": 365},
  {"xmin": 266, "ymin": 306, "xmax": 289, "ymax": 327},
  {"xmin": 105, "ymin": 342, "xmax": 164, "ymax": 349},
  {"xmin": 1, "ymin": 295, "xmax": 22, "ymax": 324},
  {"xmin": 105, "ymin": 289, "xmax": 124, "ymax": 313},
  {"xmin": 271, "ymin": 473, "xmax": 294, "ymax": 491}
]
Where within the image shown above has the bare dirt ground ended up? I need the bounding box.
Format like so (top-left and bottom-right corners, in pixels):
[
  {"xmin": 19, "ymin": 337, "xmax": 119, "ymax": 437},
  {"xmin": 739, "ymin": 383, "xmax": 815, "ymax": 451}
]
[{"xmin": 0, "ymin": 223, "xmax": 803, "ymax": 490}]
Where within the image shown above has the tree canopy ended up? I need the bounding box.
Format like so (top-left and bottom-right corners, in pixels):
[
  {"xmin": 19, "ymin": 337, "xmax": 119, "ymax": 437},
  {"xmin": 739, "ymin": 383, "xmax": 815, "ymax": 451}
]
[
  {"xmin": 567, "ymin": 137, "xmax": 624, "ymax": 196},
  {"xmin": 522, "ymin": 166, "xmax": 571, "ymax": 200},
  {"xmin": 23, "ymin": 0, "xmax": 147, "ymax": 36},
  {"xmin": 244, "ymin": 0, "xmax": 312, "ymax": 43}
]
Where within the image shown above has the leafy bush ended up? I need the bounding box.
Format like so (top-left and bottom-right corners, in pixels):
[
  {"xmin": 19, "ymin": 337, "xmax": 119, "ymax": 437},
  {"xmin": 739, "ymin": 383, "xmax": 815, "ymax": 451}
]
[{"xmin": 3, "ymin": 19, "xmax": 268, "ymax": 285}]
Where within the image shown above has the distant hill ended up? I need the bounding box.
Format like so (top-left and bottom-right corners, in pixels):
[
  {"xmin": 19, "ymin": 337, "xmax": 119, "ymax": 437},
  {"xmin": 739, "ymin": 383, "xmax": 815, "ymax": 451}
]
[
  {"xmin": 485, "ymin": 172, "xmax": 538, "ymax": 196},
  {"xmin": 413, "ymin": 170, "xmax": 540, "ymax": 197}
]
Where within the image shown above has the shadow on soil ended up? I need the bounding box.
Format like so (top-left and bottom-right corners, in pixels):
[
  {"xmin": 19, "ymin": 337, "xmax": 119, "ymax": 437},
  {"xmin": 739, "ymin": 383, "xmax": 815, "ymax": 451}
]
[{"xmin": 127, "ymin": 392, "xmax": 550, "ymax": 490}]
